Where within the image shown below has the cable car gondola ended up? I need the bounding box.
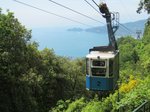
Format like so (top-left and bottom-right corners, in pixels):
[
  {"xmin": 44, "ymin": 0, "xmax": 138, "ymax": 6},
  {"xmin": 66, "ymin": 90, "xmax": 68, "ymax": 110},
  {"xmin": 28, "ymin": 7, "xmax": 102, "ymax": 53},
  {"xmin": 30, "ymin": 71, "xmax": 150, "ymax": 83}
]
[{"xmin": 86, "ymin": 3, "xmax": 119, "ymax": 91}]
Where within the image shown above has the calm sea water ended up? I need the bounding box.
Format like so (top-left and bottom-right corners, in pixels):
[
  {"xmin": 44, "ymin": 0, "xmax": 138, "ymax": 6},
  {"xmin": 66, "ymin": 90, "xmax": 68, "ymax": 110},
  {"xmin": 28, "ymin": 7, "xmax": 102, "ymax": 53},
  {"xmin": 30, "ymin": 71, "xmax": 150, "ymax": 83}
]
[{"xmin": 32, "ymin": 28, "xmax": 108, "ymax": 57}]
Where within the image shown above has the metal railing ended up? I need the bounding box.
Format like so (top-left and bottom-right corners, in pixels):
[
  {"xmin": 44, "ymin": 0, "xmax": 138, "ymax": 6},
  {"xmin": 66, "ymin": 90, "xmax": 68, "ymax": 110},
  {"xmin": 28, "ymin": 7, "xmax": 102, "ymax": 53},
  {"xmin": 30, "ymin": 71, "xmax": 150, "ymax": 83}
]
[{"xmin": 132, "ymin": 101, "xmax": 150, "ymax": 112}]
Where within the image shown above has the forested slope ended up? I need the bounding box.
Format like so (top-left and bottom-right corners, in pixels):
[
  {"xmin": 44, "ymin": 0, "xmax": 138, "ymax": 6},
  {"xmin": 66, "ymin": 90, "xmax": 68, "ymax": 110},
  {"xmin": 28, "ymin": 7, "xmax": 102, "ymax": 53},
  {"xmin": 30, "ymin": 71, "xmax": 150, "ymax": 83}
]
[
  {"xmin": 0, "ymin": 10, "xmax": 88, "ymax": 112},
  {"xmin": 51, "ymin": 20, "xmax": 150, "ymax": 112},
  {"xmin": 1, "ymin": 1, "xmax": 150, "ymax": 111}
]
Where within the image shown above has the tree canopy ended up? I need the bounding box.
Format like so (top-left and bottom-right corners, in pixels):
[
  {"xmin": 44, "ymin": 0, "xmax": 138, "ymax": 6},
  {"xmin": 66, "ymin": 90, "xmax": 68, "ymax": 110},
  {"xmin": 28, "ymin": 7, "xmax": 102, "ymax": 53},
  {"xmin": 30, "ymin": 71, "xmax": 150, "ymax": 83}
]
[
  {"xmin": 1, "ymin": 0, "xmax": 150, "ymax": 111},
  {"xmin": 0, "ymin": 10, "xmax": 87, "ymax": 112},
  {"xmin": 137, "ymin": 0, "xmax": 150, "ymax": 14}
]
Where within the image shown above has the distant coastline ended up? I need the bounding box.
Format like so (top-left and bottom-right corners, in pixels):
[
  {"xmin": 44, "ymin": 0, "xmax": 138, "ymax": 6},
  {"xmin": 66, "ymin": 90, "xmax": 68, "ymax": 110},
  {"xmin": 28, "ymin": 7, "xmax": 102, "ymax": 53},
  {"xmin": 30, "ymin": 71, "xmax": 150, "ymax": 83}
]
[
  {"xmin": 67, "ymin": 19, "xmax": 146, "ymax": 36},
  {"xmin": 67, "ymin": 28, "xmax": 83, "ymax": 32}
]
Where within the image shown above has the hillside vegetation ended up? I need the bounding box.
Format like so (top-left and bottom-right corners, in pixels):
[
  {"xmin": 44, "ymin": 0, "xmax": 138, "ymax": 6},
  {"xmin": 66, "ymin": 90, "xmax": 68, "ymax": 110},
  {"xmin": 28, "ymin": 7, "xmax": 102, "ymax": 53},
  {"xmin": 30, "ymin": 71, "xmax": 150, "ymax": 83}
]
[
  {"xmin": 0, "ymin": 2, "xmax": 150, "ymax": 111},
  {"xmin": 51, "ymin": 20, "xmax": 150, "ymax": 112},
  {"xmin": 0, "ymin": 10, "xmax": 88, "ymax": 112}
]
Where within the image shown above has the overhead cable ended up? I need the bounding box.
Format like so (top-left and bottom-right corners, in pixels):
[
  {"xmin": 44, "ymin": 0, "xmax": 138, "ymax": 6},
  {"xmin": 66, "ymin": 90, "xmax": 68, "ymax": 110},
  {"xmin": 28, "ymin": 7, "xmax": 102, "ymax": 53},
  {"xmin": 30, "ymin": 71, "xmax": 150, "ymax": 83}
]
[
  {"xmin": 13, "ymin": 0, "xmax": 93, "ymax": 27},
  {"xmin": 48, "ymin": 0, "xmax": 105, "ymax": 25},
  {"xmin": 119, "ymin": 24, "xmax": 135, "ymax": 34},
  {"xmin": 91, "ymin": 0, "xmax": 135, "ymax": 34},
  {"xmin": 91, "ymin": 0, "xmax": 100, "ymax": 8},
  {"xmin": 83, "ymin": 0, "xmax": 101, "ymax": 15}
]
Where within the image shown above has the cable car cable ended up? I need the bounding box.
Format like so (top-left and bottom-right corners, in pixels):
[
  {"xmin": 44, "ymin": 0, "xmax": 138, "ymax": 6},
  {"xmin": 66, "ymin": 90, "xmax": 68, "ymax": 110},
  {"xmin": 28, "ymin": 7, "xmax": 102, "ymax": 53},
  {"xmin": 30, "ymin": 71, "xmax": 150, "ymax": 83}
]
[
  {"xmin": 84, "ymin": 0, "xmax": 134, "ymax": 35},
  {"xmin": 48, "ymin": 0, "xmax": 105, "ymax": 25},
  {"xmin": 117, "ymin": 0, "xmax": 136, "ymax": 35},
  {"xmin": 119, "ymin": 0, "xmax": 134, "ymax": 20},
  {"xmin": 119, "ymin": 24, "xmax": 135, "ymax": 35},
  {"xmin": 91, "ymin": 0, "xmax": 135, "ymax": 35},
  {"xmin": 83, "ymin": 0, "xmax": 101, "ymax": 15},
  {"xmin": 91, "ymin": 0, "xmax": 100, "ymax": 8},
  {"xmin": 13, "ymin": 0, "xmax": 94, "ymax": 27}
]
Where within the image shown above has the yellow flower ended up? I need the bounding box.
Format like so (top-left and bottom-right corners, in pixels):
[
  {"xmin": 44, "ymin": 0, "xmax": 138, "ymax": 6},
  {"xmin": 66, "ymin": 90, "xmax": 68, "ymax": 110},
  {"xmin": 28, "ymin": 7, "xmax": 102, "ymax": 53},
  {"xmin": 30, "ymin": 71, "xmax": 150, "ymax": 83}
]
[{"xmin": 119, "ymin": 75, "xmax": 138, "ymax": 93}]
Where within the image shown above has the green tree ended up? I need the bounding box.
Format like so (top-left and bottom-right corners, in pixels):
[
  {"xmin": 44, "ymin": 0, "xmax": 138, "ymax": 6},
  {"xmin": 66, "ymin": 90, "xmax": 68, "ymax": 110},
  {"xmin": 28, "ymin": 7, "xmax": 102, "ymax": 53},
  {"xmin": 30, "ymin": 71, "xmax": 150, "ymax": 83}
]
[
  {"xmin": 0, "ymin": 10, "xmax": 40, "ymax": 112},
  {"xmin": 142, "ymin": 23, "xmax": 150, "ymax": 44},
  {"xmin": 137, "ymin": 0, "xmax": 150, "ymax": 14}
]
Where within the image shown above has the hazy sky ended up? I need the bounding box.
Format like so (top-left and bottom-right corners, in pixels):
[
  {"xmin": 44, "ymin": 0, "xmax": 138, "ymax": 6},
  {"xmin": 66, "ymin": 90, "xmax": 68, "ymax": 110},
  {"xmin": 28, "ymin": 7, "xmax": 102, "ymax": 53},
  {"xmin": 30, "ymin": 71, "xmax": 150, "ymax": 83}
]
[{"xmin": 0, "ymin": 0, "xmax": 149, "ymax": 28}]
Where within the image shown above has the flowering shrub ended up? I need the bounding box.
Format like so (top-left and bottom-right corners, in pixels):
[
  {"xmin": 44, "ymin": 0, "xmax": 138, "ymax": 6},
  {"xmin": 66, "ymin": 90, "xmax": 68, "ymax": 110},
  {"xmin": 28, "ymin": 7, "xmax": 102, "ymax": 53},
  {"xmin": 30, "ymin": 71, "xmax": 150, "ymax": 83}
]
[{"xmin": 119, "ymin": 75, "xmax": 138, "ymax": 93}]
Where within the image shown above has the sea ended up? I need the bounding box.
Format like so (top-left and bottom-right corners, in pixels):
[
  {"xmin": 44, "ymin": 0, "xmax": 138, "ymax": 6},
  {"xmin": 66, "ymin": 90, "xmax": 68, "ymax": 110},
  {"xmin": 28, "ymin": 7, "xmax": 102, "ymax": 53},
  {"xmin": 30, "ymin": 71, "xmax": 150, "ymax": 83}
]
[{"xmin": 32, "ymin": 27, "xmax": 108, "ymax": 58}]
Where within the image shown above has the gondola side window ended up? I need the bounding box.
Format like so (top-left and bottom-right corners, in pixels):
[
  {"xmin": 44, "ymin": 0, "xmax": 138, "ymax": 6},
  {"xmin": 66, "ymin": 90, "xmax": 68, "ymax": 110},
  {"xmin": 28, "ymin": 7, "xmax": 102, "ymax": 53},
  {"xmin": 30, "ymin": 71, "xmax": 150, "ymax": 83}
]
[
  {"xmin": 91, "ymin": 68, "xmax": 106, "ymax": 76},
  {"xmin": 92, "ymin": 60, "xmax": 105, "ymax": 67},
  {"xmin": 91, "ymin": 60, "xmax": 106, "ymax": 76}
]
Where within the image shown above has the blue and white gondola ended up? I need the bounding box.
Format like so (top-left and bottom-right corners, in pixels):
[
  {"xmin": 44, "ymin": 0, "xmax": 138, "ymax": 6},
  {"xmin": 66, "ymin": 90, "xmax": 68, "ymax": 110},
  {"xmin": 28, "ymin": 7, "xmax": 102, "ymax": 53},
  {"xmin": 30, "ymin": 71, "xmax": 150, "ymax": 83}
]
[{"xmin": 86, "ymin": 47, "xmax": 119, "ymax": 91}]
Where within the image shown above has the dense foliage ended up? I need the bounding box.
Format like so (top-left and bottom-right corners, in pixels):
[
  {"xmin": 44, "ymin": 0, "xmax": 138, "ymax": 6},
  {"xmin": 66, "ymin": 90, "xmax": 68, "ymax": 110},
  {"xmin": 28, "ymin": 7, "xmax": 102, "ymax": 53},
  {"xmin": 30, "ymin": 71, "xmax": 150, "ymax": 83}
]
[
  {"xmin": 1, "ymin": 5, "xmax": 150, "ymax": 112},
  {"xmin": 137, "ymin": 0, "xmax": 150, "ymax": 14},
  {"xmin": 0, "ymin": 10, "xmax": 88, "ymax": 112},
  {"xmin": 51, "ymin": 16, "xmax": 150, "ymax": 112},
  {"xmin": 52, "ymin": 75, "xmax": 150, "ymax": 112}
]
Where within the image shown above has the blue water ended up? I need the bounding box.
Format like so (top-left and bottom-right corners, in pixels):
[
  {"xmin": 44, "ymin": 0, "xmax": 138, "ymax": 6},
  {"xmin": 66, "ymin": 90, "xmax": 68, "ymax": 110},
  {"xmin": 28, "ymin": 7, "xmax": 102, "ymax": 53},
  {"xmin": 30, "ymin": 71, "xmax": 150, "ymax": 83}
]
[{"xmin": 32, "ymin": 28, "xmax": 108, "ymax": 57}]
